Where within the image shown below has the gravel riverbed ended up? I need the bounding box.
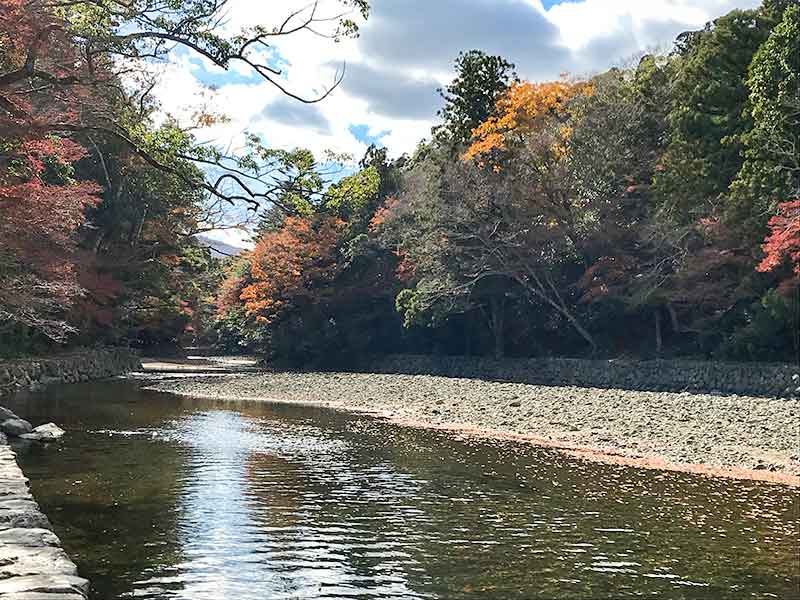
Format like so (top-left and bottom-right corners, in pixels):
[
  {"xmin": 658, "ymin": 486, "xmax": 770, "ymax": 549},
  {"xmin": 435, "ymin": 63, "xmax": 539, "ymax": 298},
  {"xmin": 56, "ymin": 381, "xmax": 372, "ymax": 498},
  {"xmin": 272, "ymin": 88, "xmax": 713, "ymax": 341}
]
[{"xmin": 146, "ymin": 371, "xmax": 800, "ymax": 480}]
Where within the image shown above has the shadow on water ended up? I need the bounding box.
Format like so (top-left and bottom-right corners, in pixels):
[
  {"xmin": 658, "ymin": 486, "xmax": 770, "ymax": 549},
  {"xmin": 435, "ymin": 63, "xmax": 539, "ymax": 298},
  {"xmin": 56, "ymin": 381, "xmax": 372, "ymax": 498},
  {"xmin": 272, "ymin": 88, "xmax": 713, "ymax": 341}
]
[{"xmin": 5, "ymin": 379, "xmax": 800, "ymax": 600}]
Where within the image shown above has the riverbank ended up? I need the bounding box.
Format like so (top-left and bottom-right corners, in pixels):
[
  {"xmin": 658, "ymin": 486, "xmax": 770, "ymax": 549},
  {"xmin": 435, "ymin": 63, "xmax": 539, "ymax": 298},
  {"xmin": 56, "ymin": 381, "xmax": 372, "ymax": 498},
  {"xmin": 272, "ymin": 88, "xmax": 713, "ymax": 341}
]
[
  {"xmin": 364, "ymin": 354, "xmax": 800, "ymax": 398},
  {"xmin": 0, "ymin": 348, "xmax": 141, "ymax": 397},
  {"xmin": 146, "ymin": 371, "xmax": 800, "ymax": 486},
  {"xmin": 0, "ymin": 442, "xmax": 89, "ymax": 598}
]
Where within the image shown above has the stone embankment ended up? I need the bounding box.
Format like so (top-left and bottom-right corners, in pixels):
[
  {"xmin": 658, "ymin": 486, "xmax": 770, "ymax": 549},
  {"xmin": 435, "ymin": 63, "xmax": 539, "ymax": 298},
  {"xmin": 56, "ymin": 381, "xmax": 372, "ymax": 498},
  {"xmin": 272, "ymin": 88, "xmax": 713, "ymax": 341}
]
[
  {"xmin": 0, "ymin": 442, "xmax": 88, "ymax": 598},
  {"xmin": 0, "ymin": 348, "xmax": 141, "ymax": 397},
  {"xmin": 364, "ymin": 355, "xmax": 800, "ymax": 398}
]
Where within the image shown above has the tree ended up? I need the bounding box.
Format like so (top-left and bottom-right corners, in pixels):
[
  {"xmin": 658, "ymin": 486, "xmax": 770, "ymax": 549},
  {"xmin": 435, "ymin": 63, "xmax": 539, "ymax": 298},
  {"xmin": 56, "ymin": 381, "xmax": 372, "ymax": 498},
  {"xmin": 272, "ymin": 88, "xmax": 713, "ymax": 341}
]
[
  {"xmin": 382, "ymin": 77, "xmax": 618, "ymax": 357},
  {"xmin": 729, "ymin": 3, "xmax": 800, "ymax": 234},
  {"xmin": 240, "ymin": 217, "xmax": 344, "ymax": 326},
  {"xmin": 0, "ymin": 0, "xmax": 370, "ymax": 211},
  {"xmin": 381, "ymin": 136, "xmax": 599, "ymax": 357},
  {"xmin": 464, "ymin": 79, "xmax": 584, "ymax": 161},
  {"xmin": 434, "ymin": 50, "xmax": 517, "ymax": 148},
  {"xmin": 0, "ymin": 136, "xmax": 100, "ymax": 342},
  {"xmin": 758, "ymin": 200, "xmax": 800, "ymax": 280},
  {"xmin": 655, "ymin": 6, "xmax": 776, "ymax": 221},
  {"xmin": 567, "ymin": 65, "xmax": 675, "ymax": 353}
]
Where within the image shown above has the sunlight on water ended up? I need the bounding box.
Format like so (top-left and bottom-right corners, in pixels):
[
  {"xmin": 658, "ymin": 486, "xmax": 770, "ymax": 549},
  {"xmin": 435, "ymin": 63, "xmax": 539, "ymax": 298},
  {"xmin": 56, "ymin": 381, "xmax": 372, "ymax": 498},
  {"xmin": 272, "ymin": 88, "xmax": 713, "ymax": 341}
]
[{"xmin": 7, "ymin": 380, "xmax": 800, "ymax": 600}]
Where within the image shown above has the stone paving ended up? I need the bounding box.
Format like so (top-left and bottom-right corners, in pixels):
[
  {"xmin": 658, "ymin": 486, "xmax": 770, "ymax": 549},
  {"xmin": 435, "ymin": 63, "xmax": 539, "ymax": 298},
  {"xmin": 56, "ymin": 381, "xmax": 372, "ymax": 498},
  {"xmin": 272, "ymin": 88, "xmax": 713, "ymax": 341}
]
[{"xmin": 0, "ymin": 442, "xmax": 88, "ymax": 599}]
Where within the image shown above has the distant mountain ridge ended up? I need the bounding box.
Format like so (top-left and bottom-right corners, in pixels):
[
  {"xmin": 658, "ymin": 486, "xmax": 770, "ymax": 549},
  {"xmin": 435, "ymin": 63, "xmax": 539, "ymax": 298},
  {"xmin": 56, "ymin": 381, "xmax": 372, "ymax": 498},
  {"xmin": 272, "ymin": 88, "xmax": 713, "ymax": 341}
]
[{"xmin": 196, "ymin": 234, "xmax": 247, "ymax": 258}]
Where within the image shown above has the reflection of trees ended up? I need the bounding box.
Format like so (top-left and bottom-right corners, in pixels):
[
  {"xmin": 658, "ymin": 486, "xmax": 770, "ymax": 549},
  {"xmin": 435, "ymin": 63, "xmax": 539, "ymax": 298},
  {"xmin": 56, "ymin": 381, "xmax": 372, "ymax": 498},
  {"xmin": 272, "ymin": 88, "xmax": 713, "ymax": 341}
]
[{"xmin": 6, "ymin": 379, "xmax": 195, "ymax": 430}]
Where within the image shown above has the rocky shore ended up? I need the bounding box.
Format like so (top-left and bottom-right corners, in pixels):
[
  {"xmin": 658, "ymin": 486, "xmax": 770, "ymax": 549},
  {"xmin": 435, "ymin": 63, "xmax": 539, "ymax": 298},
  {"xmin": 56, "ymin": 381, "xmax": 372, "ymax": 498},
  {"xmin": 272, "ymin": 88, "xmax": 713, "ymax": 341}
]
[{"xmin": 147, "ymin": 371, "xmax": 800, "ymax": 484}]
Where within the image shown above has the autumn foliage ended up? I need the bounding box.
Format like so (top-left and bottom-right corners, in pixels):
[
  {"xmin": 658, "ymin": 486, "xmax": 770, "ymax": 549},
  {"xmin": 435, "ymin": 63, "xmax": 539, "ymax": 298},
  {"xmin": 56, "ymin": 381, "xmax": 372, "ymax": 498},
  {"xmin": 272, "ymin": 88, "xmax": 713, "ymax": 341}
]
[
  {"xmin": 239, "ymin": 217, "xmax": 345, "ymax": 325},
  {"xmin": 0, "ymin": 0, "xmax": 101, "ymax": 138},
  {"xmin": 757, "ymin": 200, "xmax": 800, "ymax": 284},
  {"xmin": 464, "ymin": 80, "xmax": 585, "ymax": 160},
  {"xmin": 0, "ymin": 134, "xmax": 100, "ymax": 340}
]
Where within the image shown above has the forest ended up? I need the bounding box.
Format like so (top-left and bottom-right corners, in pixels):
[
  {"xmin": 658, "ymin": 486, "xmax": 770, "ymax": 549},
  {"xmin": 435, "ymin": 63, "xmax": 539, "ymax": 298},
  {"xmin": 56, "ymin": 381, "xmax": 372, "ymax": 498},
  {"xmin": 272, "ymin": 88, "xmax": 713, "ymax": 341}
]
[{"xmin": 1, "ymin": 0, "xmax": 798, "ymax": 366}]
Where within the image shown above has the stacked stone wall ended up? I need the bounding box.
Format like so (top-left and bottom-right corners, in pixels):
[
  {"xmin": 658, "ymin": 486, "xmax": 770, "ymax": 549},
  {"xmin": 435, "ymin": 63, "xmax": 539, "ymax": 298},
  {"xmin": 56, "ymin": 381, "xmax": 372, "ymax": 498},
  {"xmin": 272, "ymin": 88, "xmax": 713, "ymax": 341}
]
[
  {"xmin": 0, "ymin": 443, "xmax": 89, "ymax": 597},
  {"xmin": 366, "ymin": 355, "xmax": 799, "ymax": 398},
  {"xmin": 0, "ymin": 349, "xmax": 141, "ymax": 396}
]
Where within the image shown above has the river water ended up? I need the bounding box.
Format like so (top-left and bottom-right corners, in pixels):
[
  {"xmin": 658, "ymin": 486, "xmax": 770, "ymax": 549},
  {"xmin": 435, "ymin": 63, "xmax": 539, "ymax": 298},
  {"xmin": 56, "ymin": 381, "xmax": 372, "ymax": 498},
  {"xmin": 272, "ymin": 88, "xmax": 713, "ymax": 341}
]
[{"xmin": 6, "ymin": 379, "xmax": 799, "ymax": 599}]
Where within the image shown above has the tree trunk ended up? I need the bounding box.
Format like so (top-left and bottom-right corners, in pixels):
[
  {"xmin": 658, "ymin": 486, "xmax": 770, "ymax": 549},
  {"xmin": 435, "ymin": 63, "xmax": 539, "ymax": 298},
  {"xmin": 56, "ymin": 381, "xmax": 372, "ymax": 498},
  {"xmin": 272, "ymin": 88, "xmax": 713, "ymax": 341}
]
[
  {"xmin": 512, "ymin": 271, "xmax": 597, "ymax": 354},
  {"xmin": 667, "ymin": 304, "xmax": 681, "ymax": 333},
  {"xmin": 560, "ymin": 307, "xmax": 597, "ymax": 355},
  {"xmin": 489, "ymin": 295, "xmax": 505, "ymax": 359},
  {"xmin": 655, "ymin": 309, "xmax": 662, "ymax": 355}
]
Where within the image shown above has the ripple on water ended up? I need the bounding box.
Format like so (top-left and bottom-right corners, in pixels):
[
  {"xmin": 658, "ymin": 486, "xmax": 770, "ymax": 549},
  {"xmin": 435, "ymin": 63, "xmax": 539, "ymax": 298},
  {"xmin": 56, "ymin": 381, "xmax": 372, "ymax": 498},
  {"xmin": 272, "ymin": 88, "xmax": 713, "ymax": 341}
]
[{"xmin": 7, "ymin": 383, "xmax": 800, "ymax": 600}]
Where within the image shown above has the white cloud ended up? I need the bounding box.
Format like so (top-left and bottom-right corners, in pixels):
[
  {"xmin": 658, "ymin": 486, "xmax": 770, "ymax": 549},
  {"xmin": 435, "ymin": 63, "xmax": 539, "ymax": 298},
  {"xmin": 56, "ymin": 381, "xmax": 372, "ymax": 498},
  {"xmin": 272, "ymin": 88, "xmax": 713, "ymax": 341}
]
[
  {"xmin": 149, "ymin": 0, "xmax": 760, "ymax": 243},
  {"xmin": 153, "ymin": 0, "xmax": 760, "ymax": 158}
]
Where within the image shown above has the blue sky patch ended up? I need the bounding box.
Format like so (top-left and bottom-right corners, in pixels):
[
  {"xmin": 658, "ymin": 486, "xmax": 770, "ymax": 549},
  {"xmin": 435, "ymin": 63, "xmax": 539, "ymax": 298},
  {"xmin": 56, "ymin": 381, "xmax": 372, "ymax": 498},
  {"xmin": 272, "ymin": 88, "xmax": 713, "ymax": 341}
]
[
  {"xmin": 183, "ymin": 47, "xmax": 290, "ymax": 87},
  {"xmin": 348, "ymin": 124, "xmax": 390, "ymax": 147}
]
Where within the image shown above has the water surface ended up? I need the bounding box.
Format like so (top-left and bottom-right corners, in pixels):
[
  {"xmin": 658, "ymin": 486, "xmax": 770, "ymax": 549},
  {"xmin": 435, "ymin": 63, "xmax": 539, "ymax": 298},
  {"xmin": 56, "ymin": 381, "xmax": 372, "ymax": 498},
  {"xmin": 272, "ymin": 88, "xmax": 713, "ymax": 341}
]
[{"xmin": 7, "ymin": 380, "xmax": 800, "ymax": 599}]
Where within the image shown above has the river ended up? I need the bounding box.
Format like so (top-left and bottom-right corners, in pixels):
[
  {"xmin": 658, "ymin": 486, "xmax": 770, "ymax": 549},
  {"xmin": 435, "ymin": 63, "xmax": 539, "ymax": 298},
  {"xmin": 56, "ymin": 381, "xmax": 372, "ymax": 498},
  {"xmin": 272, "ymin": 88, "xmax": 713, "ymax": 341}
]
[{"xmin": 5, "ymin": 379, "xmax": 799, "ymax": 599}]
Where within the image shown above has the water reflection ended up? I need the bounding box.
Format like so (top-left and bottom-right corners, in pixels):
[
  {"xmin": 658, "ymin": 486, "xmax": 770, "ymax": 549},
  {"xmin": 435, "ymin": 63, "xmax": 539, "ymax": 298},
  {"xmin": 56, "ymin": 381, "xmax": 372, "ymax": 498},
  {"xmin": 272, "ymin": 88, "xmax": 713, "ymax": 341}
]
[
  {"xmin": 7, "ymin": 380, "xmax": 800, "ymax": 600},
  {"xmin": 151, "ymin": 410, "xmax": 427, "ymax": 599}
]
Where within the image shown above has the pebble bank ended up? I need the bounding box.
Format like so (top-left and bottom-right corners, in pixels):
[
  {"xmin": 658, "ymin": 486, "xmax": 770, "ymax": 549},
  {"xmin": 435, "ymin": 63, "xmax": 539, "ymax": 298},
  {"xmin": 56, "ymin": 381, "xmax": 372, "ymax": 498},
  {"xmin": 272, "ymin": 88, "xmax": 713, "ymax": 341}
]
[{"xmin": 148, "ymin": 369, "xmax": 800, "ymax": 483}]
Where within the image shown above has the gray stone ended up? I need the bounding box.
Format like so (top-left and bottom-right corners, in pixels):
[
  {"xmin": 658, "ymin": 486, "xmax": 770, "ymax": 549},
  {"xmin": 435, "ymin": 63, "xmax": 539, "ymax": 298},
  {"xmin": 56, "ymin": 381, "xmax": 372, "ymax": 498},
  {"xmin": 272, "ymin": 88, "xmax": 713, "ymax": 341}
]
[
  {"xmin": 0, "ymin": 528, "xmax": 61, "ymax": 548},
  {"xmin": 0, "ymin": 348, "xmax": 140, "ymax": 396},
  {"xmin": 1, "ymin": 419, "xmax": 33, "ymax": 437},
  {"xmin": 0, "ymin": 406, "xmax": 20, "ymax": 421},
  {"xmin": 0, "ymin": 546, "xmax": 78, "ymax": 578},
  {"xmin": 0, "ymin": 574, "xmax": 89, "ymax": 597},
  {"xmin": 0, "ymin": 506, "xmax": 52, "ymax": 531},
  {"xmin": 19, "ymin": 424, "xmax": 65, "ymax": 443},
  {"xmin": 0, "ymin": 594, "xmax": 87, "ymax": 600},
  {"xmin": 0, "ymin": 447, "xmax": 88, "ymax": 597}
]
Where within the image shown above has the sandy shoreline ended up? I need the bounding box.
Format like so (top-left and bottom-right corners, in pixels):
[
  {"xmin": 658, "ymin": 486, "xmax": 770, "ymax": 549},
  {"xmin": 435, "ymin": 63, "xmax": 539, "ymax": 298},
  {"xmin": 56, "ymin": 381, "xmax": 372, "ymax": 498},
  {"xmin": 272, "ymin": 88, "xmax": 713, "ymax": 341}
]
[{"xmin": 144, "ymin": 371, "xmax": 800, "ymax": 487}]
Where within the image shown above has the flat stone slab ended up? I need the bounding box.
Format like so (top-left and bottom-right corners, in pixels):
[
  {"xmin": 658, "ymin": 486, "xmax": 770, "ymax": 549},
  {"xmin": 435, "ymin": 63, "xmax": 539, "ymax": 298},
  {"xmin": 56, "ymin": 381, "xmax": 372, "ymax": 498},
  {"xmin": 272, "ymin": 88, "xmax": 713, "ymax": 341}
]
[
  {"xmin": 0, "ymin": 594, "xmax": 87, "ymax": 600},
  {"xmin": 0, "ymin": 528, "xmax": 60, "ymax": 548},
  {"xmin": 0, "ymin": 509, "xmax": 52, "ymax": 531},
  {"xmin": 0, "ymin": 546, "xmax": 78, "ymax": 577},
  {"xmin": 0, "ymin": 446, "xmax": 88, "ymax": 598},
  {"xmin": 0, "ymin": 574, "xmax": 89, "ymax": 596}
]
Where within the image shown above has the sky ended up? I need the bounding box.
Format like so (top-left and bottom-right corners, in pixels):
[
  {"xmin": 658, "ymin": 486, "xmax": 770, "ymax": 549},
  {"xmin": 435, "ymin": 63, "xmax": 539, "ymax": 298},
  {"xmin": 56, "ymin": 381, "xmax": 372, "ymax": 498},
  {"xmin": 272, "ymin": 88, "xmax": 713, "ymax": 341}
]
[{"xmin": 152, "ymin": 0, "xmax": 760, "ymax": 247}]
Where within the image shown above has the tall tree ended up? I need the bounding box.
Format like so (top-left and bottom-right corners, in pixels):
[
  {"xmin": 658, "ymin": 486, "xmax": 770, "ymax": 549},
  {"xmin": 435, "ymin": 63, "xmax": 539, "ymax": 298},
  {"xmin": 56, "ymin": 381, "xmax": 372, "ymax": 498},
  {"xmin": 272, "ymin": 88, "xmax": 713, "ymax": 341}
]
[
  {"xmin": 729, "ymin": 2, "xmax": 800, "ymax": 234},
  {"xmin": 0, "ymin": 137, "xmax": 100, "ymax": 343},
  {"xmin": 434, "ymin": 50, "xmax": 517, "ymax": 148},
  {"xmin": 655, "ymin": 6, "xmax": 776, "ymax": 221}
]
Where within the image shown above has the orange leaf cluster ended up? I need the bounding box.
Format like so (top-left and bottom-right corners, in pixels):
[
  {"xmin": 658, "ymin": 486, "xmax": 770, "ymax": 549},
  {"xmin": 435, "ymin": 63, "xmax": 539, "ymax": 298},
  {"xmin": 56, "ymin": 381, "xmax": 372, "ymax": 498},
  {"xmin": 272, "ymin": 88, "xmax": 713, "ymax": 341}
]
[
  {"xmin": 368, "ymin": 196, "xmax": 401, "ymax": 232},
  {"xmin": 240, "ymin": 217, "xmax": 345, "ymax": 324},
  {"xmin": 464, "ymin": 79, "xmax": 586, "ymax": 161}
]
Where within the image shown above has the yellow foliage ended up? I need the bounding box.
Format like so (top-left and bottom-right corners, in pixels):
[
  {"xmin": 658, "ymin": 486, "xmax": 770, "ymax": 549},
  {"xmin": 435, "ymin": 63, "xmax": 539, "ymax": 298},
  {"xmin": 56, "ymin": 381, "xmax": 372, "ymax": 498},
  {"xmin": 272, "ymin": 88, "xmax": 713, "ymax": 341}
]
[{"xmin": 463, "ymin": 79, "xmax": 588, "ymax": 161}]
